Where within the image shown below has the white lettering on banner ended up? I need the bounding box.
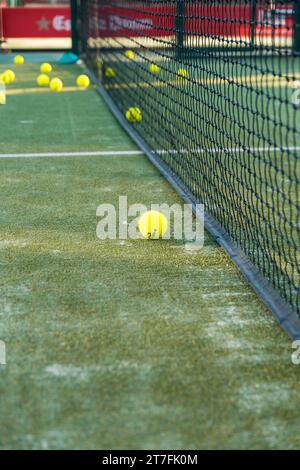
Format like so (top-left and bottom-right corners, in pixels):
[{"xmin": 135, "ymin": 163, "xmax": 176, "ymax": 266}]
[
  {"xmin": 52, "ymin": 16, "xmax": 71, "ymax": 32},
  {"xmin": 109, "ymin": 15, "xmax": 153, "ymax": 32},
  {"xmin": 99, "ymin": 18, "xmax": 107, "ymax": 31}
]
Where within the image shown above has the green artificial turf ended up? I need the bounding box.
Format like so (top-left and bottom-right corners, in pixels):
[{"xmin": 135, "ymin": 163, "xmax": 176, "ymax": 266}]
[
  {"xmin": 0, "ymin": 59, "xmax": 300, "ymax": 450},
  {"xmin": 101, "ymin": 50, "xmax": 300, "ymax": 314}
]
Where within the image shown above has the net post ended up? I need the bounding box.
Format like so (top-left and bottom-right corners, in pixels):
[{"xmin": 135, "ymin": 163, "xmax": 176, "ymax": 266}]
[
  {"xmin": 175, "ymin": 0, "xmax": 185, "ymax": 58},
  {"xmin": 250, "ymin": 0, "xmax": 257, "ymax": 48},
  {"xmin": 294, "ymin": 0, "xmax": 300, "ymax": 54},
  {"xmin": 71, "ymin": 0, "xmax": 79, "ymax": 56}
]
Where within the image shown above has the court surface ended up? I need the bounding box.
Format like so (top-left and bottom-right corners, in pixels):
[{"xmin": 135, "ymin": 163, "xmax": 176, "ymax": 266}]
[{"xmin": 0, "ymin": 54, "xmax": 300, "ymax": 450}]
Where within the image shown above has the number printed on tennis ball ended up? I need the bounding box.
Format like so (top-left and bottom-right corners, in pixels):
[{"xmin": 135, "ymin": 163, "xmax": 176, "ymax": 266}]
[
  {"xmin": 14, "ymin": 55, "xmax": 24, "ymax": 65},
  {"xmin": 76, "ymin": 74, "xmax": 90, "ymax": 88},
  {"xmin": 149, "ymin": 63, "xmax": 160, "ymax": 74},
  {"xmin": 125, "ymin": 50, "xmax": 135, "ymax": 59},
  {"xmin": 138, "ymin": 211, "xmax": 168, "ymax": 240},
  {"xmin": 125, "ymin": 107, "xmax": 142, "ymax": 123},
  {"xmin": 40, "ymin": 63, "xmax": 52, "ymax": 74},
  {"xmin": 50, "ymin": 77, "xmax": 63, "ymax": 92},
  {"xmin": 37, "ymin": 74, "xmax": 50, "ymax": 87}
]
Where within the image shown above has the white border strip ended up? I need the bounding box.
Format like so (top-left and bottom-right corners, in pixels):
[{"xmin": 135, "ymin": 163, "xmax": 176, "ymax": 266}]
[
  {"xmin": 0, "ymin": 150, "xmax": 144, "ymax": 159},
  {"xmin": 0, "ymin": 146, "xmax": 299, "ymax": 159}
]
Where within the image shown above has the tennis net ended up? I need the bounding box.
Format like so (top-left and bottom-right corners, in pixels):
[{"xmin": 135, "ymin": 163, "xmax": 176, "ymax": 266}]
[{"xmin": 75, "ymin": 0, "xmax": 300, "ymax": 334}]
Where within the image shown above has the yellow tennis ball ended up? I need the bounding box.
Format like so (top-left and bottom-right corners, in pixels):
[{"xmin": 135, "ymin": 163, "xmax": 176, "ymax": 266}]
[
  {"xmin": 37, "ymin": 74, "xmax": 50, "ymax": 87},
  {"xmin": 0, "ymin": 72, "xmax": 10, "ymax": 85},
  {"xmin": 0, "ymin": 72, "xmax": 11, "ymax": 85},
  {"xmin": 76, "ymin": 74, "xmax": 90, "ymax": 88},
  {"xmin": 149, "ymin": 63, "xmax": 160, "ymax": 74},
  {"xmin": 40, "ymin": 63, "xmax": 52, "ymax": 74},
  {"xmin": 14, "ymin": 55, "xmax": 24, "ymax": 65},
  {"xmin": 125, "ymin": 107, "xmax": 142, "ymax": 123},
  {"xmin": 50, "ymin": 77, "xmax": 63, "ymax": 92},
  {"xmin": 125, "ymin": 50, "xmax": 135, "ymax": 59},
  {"xmin": 177, "ymin": 68, "xmax": 188, "ymax": 79},
  {"xmin": 4, "ymin": 70, "xmax": 15, "ymax": 83},
  {"xmin": 138, "ymin": 211, "xmax": 168, "ymax": 240},
  {"xmin": 105, "ymin": 67, "xmax": 116, "ymax": 78}
]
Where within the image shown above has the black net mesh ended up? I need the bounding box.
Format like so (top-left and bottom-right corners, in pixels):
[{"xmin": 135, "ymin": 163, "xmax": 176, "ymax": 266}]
[{"xmin": 77, "ymin": 0, "xmax": 300, "ymax": 317}]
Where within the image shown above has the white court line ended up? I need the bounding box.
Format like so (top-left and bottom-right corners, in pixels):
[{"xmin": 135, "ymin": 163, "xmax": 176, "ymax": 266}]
[
  {"xmin": 0, "ymin": 150, "xmax": 144, "ymax": 159},
  {"xmin": 0, "ymin": 146, "xmax": 299, "ymax": 159}
]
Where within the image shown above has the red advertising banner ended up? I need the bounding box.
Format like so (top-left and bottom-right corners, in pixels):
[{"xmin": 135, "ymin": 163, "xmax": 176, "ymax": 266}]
[
  {"xmin": 185, "ymin": 4, "xmax": 252, "ymax": 38},
  {"xmin": 95, "ymin": 5, "xmax": 175, "ymax": 38},
  {"xmin": 2, "ymin": 7, "xmax": 70, "ymax": 38},
  {"xmin": 95, "ymin": 3, "xmax": 293, "ymax": 40},
  {"xmin": 1, "ymin": 3, "xmax": 293, "ymax": 41}
]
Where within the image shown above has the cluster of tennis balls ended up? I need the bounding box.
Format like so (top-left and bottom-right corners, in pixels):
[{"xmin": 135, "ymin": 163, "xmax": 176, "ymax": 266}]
[
  {"xmin": 10, "ymin": 55, "xmax": 167, "ymax": 241},
  {"xmin": 0, "ymin": 69, "xmax": 15, "ymax": 85},
  {"xmin": 0, "ymin": 55, "xmax": 22, "ymax": 85},
  {"xmin": 122, "ymin": 51, "xmax": 188, "ymax": 125},
  {"xmin": 125, "ymin": 50, "xmax": 161, "ymax": 75},
  {"xmin": 36, "ymin": 62, "xmax": 90, "ymax": 92},
  {"xmin": 123, "ymin": 49, "xmax": 188, "ymax": 78},
  {"xmin": 8, "ymin": 55, "xmax": 90, "ymax": 93}
]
